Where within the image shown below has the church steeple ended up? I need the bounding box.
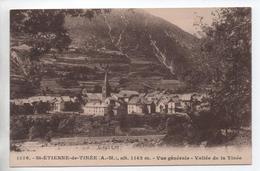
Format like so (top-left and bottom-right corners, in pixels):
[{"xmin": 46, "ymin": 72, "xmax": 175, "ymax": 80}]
[{"xmin": 102, "ymin": 70, "xmax": 110, "ymax": 100}]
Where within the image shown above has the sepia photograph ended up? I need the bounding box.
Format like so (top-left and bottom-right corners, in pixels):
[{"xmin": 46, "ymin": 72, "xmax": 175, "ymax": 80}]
[{"xmin": 9, "ymin": 8, "xmax": 251, "ymax": 166}]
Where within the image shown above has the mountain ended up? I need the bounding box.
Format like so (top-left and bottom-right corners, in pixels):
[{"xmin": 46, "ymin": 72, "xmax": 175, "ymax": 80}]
[
  {"xmin": 11, "ymin": 9, "xmax": 200, "ymax": 97},
  {"xmin": 65, "ymin": 9, "xmax": 198, "ymax": 76}
]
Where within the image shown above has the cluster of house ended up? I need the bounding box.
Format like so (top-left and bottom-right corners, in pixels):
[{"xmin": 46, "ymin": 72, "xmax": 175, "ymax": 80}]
[
  {"xmin": 10, "ymin": 71, "xmax": 208, "ymax": 116},
  {"xmin": 81, "ymin": 71, "xmax": 208, "ymax": 116},
  {"xmin": 10, "ymin": 96, "xmax": 79, "ymax": 115}
]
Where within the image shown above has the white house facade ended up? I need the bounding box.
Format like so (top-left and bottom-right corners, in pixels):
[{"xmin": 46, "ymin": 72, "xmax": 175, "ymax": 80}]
[{"xmin": 83, "ymin": 101, "xmax": 108, "ymax": 116}]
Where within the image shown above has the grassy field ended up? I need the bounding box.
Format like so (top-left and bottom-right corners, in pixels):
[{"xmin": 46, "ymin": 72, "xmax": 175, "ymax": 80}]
[
  {"xmin": 11, "ymin": 134, "xmax": 165, "ymax": 152},
  {"xmin": 11, "ymin": 128, "xmax": 251, "ymax": 153}
]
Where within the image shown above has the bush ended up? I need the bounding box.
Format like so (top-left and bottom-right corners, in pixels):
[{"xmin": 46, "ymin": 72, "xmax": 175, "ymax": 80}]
[{"xmin": 10, "ymin": 119, "xmax": 29, "ymax": 140}]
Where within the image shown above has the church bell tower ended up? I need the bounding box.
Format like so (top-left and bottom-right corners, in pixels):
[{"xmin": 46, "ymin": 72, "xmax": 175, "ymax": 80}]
[{"xmin": 102, "ymin": 70, "xmax": 110, "ymax": 100}]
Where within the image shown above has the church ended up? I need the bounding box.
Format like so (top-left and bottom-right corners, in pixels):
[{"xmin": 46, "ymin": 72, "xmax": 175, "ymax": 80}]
[{"xmin": 82, "ymin": 71, "xmax": 126, "ymax": 116}]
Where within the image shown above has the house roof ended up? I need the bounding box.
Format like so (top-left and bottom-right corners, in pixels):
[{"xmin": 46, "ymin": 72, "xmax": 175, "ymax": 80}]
[
  {"xmin": 128, "ymin": 95, "xmax": 154, "ymax": 105},
  {"xmin": 108, "ymin": 96, "xmax": 117, "ymax": 100},
  {"xmin": 11, "ymin": 99, "xmax": 30, "ymax": 105},
  {"xmin": 111, "ymin": 93, "xmax": 124, "ymax": 98},
  {"xmin": 11, "ymin": 96, "xmax": 78, "ymax": 105},
  {"xmin": 86, "ymin": 93, "xmax": 102, "ymax": 100},
  {"xmin": 157, "ymin": 96, "xmax": 179, "ymax": 105},
  {"xmin": 145, "ymin": 91, "xmax": 165, "ymax": 101},
  {"xmin": 157, "ymin": 98, "xmax": 170, "ymax": 105},
  {"xmin": 145, "ymin": 91, "xmax": 160, "ymax": 97},
  {"xmin": 50, "ymin": 96, "xmax": 76, "ymax": 103},
  {"xmin": 28, "ymin": 96, "xmax": 54, "ymax": 102},
  {"xmin": 61, "ymin": 96, "xmax": 71, "ymax": 102},
  {"xmin": 178, "ymin": 93, "xmax": 193, "ymax": 101},
  {"xmin": 84, "ymin": 101, "xmax": 108, "ymax": 108},
  {"xmin": 192, "ymin": 93, "xmax": 208, "ymax": 101},
  {"xmin": 119, "ymin": 90, "xmax": 139, "ymax": 97},
  {"xmin": 142, "ymin": 99, "xmax": 154, "ymax": 105},
  {"xmin": 11, "ymin": 96, "xmax": 55, "ymax": 105},
  {"xmin": 128, "ymin": 96, "xmax": 142, "ymax": 105}
]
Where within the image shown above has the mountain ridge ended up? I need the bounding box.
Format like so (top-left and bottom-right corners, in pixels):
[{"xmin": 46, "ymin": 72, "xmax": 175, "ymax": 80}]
[{"xmin": 11, "ymin": 9, "xmax": 200, "ymax": 97}]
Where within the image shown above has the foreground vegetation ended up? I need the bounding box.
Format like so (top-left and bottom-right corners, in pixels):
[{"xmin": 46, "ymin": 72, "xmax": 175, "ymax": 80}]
[{"xmin": 10, "ymin": 110, "xmax": 251, "ymax": 150}]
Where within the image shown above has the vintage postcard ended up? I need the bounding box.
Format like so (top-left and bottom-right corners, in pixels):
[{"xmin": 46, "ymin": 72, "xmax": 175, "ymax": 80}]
[{"xmin": 10, "ymin": 8, "xmax": 251, "ymax": 166}]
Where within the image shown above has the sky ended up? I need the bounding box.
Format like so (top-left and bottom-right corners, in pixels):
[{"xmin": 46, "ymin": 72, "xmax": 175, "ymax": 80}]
[{"xmin": 144, "ymin": 8, "xmax": 216, "ymax": 36}]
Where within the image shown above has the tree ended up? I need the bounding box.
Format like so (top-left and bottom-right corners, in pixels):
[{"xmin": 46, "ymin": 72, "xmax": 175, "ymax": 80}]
[
  {"xmin": 10, "ymin": 9, "xmax": 110, "ymax": 97},
  {"xmin": 11, "ymin": 9, "xmax": 111, "ymax": 55},
  {"xmin": 199, "ymin": 8, "xmax": 251, "ymax": 129},
  {"xmin": 11, "ymin": 10, "xmax": 73, "ymax": 59}
]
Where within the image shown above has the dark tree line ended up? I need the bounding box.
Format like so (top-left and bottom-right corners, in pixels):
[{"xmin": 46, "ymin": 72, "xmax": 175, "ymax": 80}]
[
  {"xmin": 10, "ymin": 101, "xmax": 51, "ymax": 115},
  {"xmin": 10, "ymin": 100, "xmax": 81, "ymax": 115},
  {"xmin": 189, "ymin": 8, "xmax": 251, "ymax": 130},
  {"xmin": 163, "ymin": 8, "xmax": 251, "ymax": 146}
]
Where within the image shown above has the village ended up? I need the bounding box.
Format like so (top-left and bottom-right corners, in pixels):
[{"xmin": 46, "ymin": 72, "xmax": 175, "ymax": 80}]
[{"xmin": 10, "ymin": 71, "xmax": 208, "ymax": 117}]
